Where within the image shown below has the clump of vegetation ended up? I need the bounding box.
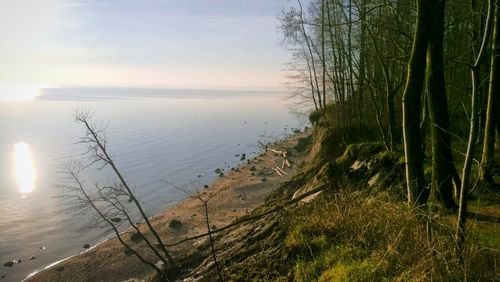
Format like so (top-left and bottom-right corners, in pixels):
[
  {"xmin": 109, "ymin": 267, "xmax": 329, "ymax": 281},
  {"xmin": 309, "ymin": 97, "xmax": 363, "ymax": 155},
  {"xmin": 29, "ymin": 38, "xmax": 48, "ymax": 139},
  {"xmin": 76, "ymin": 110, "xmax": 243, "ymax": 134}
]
[
  {"xmin": 130, "ymin": 232, "xmax": 143, "ymax": 243},
  {"xmin": 294, "ymin": 135, "xmax": 313, "ymax": 152},
  {"xmin": 285, "ymin": 190, "xmax": 499, "ymax": 281},
  {"xmin": 308, "ymin": 109, "xmax": 323, "ymax": 125}
]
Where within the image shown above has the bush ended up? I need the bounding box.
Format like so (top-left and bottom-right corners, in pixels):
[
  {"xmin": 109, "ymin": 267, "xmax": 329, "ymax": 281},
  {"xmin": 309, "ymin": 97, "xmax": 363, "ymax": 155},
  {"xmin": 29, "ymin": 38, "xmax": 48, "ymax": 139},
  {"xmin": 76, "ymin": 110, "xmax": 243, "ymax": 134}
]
[{"xmin": 309, "ymin": 109, "xmax": 323, "ymax": 125}]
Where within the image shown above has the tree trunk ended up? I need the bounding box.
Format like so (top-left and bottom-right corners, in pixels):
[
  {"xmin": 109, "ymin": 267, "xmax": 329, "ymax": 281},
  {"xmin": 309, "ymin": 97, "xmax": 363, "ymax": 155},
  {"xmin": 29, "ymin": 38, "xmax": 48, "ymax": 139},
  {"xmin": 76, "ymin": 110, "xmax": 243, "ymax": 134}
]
[
  {"xmin": 321, "ymin": 0, "xmax": 327, "ymax": 110},
  {"xmin": 358, "ymin": 0, "xmax": 367, "ymax": 129},
  {"xmin": 426, "ymin": 0, "xmax": 457, "ymax": 210},
  {"xmin": 402, "ymin": 0, "xmax": 432, "ymax": 206},
  {"xmin": 297, "ymin": 0, "xmax": 323, "ymax": 110},
  {"xmin": 457, "ymin": 0, "xmax": 494, "ymax": 259},
  {"xmin": 365, "ymin": 24, "xmax": 392, "ymax": 150},
  {"xmin": 481, "ymin": 0, "xmax": 500, "ymax": 183}
]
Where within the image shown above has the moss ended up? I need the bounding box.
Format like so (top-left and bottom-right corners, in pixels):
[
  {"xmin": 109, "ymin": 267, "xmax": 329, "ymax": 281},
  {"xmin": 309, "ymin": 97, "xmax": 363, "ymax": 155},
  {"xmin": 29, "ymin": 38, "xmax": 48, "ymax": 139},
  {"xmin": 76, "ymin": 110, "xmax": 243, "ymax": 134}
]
[
  {"xmin": 424, "ymin": 165, "xmax": 433, "ymax": 183},
  {"xmin": 289, "ymin": 231, "xmax": 384, "ymax": 282},
  {"xmin": 319, "ymin": 259, "xmax": 383, "ymax": 282},
  {"xmin": 319, "ymin": 262, "xmax": 350, "ymax": 282}
]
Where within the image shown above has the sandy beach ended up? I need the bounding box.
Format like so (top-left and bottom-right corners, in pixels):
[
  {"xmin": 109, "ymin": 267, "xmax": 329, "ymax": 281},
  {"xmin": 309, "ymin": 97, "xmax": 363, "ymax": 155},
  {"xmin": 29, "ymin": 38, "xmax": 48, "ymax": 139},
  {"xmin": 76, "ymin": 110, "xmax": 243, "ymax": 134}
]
[{"xmin": 25, "ymin": 131, "xmax": 308, "ymax": 282}]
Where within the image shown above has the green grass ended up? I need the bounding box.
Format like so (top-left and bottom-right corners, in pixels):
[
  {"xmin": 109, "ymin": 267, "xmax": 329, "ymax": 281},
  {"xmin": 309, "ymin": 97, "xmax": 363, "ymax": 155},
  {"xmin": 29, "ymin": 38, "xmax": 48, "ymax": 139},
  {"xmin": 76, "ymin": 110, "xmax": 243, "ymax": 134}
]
[
  {"xmin": 283, "ymin": 190, "xmax": 499, "ymax": 281},
  {"xmin": 475, "ymin": 228, "xmax": 500, "ymax": 248}
]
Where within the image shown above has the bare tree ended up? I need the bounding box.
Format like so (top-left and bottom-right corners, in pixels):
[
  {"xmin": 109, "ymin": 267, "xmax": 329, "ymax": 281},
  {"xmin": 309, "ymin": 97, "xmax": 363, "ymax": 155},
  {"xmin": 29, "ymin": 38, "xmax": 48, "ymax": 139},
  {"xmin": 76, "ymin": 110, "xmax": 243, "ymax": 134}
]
[{"xmin": 60, "ymin": 111, "xmax": 177, "ymax": 280}]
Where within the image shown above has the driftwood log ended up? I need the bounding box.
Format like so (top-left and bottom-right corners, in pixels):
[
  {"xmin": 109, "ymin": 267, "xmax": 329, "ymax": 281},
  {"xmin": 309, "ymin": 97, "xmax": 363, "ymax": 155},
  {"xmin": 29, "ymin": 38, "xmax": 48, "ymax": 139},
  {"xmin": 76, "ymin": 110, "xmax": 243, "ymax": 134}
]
[
  {"xmin": 272, "ymin": 166, "xmax": 288, "ymax": 177},
  {"xmin": 263, "ymin": 146, "xmax": 291, "ymax": 177}
]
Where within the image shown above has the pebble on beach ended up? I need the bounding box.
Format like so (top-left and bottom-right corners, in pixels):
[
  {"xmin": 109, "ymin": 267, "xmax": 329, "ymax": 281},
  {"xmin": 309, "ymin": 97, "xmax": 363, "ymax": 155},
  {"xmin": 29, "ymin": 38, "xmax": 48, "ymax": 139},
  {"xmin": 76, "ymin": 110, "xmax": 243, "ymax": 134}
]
[{"xmin": 168, "ymin": 219, "xmax": 183, "ymax": 230}]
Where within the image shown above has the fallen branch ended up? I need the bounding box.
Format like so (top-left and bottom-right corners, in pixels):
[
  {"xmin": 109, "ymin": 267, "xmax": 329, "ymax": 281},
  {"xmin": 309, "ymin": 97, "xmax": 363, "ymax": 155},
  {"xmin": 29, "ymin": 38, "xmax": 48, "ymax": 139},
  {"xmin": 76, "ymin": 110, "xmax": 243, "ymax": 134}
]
[
  {"xmin": 282, "ymin": 159, "xmax": 291, "ymax": 169},
  {"xmin": 268, "ymin": 148, "xmax": 283, "ymax": 155},
  {"xmin": 165, "ymin": 187, "xmax": 324, "ymax": 247},
  {"xmin": 273, "ymin": 166, "xmax": 288, "ymax": 177},
  {"xmin": 273, "ymin": 167, "xmax": 284, "ymax": 177}
]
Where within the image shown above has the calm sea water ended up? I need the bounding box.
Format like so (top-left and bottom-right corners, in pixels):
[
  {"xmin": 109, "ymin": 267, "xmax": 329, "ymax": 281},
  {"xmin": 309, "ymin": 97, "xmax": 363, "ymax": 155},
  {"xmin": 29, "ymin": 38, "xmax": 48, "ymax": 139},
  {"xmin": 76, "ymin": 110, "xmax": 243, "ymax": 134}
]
[{"xmin": 0, "ymin": 88, "xmax": 303, "ymax": 281}]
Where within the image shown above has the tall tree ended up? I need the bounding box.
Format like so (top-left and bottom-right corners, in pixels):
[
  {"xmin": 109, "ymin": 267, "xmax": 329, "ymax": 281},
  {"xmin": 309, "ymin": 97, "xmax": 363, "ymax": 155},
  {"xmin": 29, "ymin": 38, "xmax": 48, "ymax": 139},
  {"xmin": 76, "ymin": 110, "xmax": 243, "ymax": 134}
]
[
  {"xmin": 426, "ymin": 0, "xmax": 458, "ymax": 210},
  {"xmin": 402, "ymin": 0, "xmax": 432, "ymax": 206}
]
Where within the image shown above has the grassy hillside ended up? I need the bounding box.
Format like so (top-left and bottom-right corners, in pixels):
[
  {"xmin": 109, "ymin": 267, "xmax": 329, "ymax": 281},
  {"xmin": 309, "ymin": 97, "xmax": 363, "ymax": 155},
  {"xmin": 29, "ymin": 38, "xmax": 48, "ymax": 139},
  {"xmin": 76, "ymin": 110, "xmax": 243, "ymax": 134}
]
[{"xmin": 167, "ymin": 123, "xmax": 499, "ymax": 281}]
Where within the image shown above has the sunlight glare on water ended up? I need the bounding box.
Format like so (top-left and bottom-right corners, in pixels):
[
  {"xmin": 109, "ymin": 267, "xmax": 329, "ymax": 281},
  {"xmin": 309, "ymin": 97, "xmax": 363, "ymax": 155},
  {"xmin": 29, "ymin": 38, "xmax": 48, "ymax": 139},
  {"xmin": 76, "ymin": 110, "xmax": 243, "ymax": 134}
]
[
  {"xmin": 14, "ymin": 142, "xmax": 37, "ymax": 195},
  {"xmin": 0, "ymin": 83, "xmax": 41, "ymax": 101}
]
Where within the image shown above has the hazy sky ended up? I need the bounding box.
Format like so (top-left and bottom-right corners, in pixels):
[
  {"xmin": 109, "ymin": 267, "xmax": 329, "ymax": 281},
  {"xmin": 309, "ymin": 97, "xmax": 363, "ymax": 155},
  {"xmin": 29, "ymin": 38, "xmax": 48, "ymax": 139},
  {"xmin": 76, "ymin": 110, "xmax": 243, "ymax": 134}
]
[{"xmin": 0, "ymin": 0, "xmax": 299, "ymax": 90}]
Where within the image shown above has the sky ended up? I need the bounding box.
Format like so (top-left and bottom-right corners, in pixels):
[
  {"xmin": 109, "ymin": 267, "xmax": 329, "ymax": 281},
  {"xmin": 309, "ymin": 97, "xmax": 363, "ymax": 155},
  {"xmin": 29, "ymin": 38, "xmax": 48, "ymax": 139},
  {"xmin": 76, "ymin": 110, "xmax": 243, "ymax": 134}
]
[{"xmin": 0, "ymin": 0, "xmax": 299, "ymax": 90}]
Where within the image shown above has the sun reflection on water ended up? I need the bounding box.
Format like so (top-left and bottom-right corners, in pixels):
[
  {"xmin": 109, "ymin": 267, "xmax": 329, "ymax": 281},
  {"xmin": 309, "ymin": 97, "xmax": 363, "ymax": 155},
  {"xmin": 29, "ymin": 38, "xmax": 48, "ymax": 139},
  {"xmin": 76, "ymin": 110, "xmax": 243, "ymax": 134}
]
[
  {"xmin": 14, "ymin": 142, "xmax": 37, "ymax": 195},
  {"xmin": 0, "ymin": 83, "xmax": 41, "ymax": 101}
]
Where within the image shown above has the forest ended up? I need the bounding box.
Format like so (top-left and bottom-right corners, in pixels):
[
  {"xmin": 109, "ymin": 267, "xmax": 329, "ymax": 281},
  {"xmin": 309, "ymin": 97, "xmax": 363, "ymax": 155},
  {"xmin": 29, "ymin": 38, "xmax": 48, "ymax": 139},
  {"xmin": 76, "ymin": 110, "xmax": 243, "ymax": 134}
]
[
  {"xmin": 268, "ymin": 0, "xmax": 500, "ymax": 279},
  {"xmin": 280, "ymin": 0, "xmax": 498, "ymax": 246}
]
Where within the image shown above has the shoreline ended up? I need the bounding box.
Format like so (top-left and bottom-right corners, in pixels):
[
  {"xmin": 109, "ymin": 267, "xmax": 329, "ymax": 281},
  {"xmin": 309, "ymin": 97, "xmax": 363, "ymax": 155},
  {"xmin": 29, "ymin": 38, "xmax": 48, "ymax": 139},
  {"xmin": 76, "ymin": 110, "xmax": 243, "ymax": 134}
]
[{"xmin": 26, "ymin": 131, "xmax": 309, "ymax": 282}]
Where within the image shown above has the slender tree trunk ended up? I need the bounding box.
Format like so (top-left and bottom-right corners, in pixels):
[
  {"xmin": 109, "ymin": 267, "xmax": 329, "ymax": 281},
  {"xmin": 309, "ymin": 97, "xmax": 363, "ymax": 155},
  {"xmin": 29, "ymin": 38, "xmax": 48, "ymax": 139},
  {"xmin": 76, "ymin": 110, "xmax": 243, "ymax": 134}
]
[
  {"xmin": 402, "ymin": 0, "xmax": 432, "ymax": 206},
  {"xmin": 321, "ymin": 0, "xmax": 327, "ymax": 110},
  {"xmin": 387, "ymin": 90, "xmax": 396, "ymax": 151},
  {"xmin": 481, "ymin": 0, "xmax": 500, "ymax": 183},
  {"xmin": 358, "ymin": 0, "xmax": 367, "ymax": 129},
  {"xmin": 82, "ymin": 119, "xmax": 177, "ymax": 271},
  {"xmin": 365, "ymin": 24, "xmax": 394, "ymax": 150},
  {"xmin": 457, "ymin": 0, "xmax": 493, "ymax": 258},
  {"xmin": 203, "ymin": 201, "xmax": 223, "ymax": 282},
  {"xmin": 368, "ymin": 85, "xmax": 390, "ymax": 151},
  {"xmin": 347, "ymin": 0, "xmax": 355, "ymax": 129},
  {"xmin": 426, "ymin": 0, "xmax": 457, "ymax": 210},
  {"xmin": 476, "ymin": 0, "xmax": 489, "ymax": 147},
  {"xmin": 298, "ymin": 0, "xmax": 323, "ymax": 110},
  {"xmin": 326, "ymin": 0, "xmax": 342, "ymax": 128},
  {"xmin": 420, "ymin": 90, "xmax": 429, "ymax": 155}
]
